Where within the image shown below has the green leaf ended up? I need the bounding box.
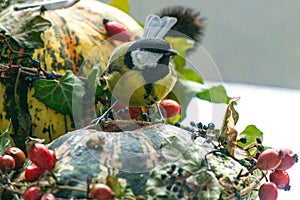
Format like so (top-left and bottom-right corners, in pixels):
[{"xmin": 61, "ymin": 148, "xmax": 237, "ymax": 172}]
[
  {"xmin": 0, "ymin": 122, "xmax": 12, "ymax": 155},
  {"xmin": 172, "ymin": 77, "xmax": 230, "ymax": 119},
  {"xmin": 109, "ymin": 0, "xmax": 130, "ymax": 14},
  {"xmin": 0, "ymin": 7, "xmax": 51, "ymax": 48},
  {"xmin": 165, "ymin": 37, "xmax": 195, "ymax": 71},
  {"xmin": 196, "ymin": 85, "xmax": 230, "ymax": 104},
  {"xmin": 182, "ymin": 68, "xmax": 204, "ymax": 84},
  {"xmin": 237, "ymin": 125, "xmax": 263, "ymax": 155},
  {"xmin": 32, "ymin": 71, "xmax": 85, "ymax": 115},
  {"xmin": 106, "ymin": 175, "xmax": 122, "ymax": 197}
]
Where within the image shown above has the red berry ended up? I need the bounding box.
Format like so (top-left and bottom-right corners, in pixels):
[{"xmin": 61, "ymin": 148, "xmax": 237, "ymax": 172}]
[
  {"xmin": 4, "ymin": 147, "xmax": 26, "ymax": 170},
  {"xmin": 258, "ymin": 182, "xmax": 278, "ymax": 200},
  {"xmin": 25, "ymin": 164, "xmax": 44, "ymax": 182},
  {"xmin": 0, "ymin": 155, "xmax": 15, "ymax": 172},
  {"xmin": 41, "ymin": 193, "xmax": 56, "ymax": 200},
  {"xmin": 270, "ymin": 170, "xmax": 290, "ymax": 190},
  {"xmin": 159, "ymin": 99, "xmax": 181, "ymax": 119},
  {"xmin": 24, "ymin": 186, "xmax": 42, "ymax": 200},
  {"xmin": 91, "ymin": 184, "xmax": 114, "ymax": 200},
  {"xmin": 275, "ymin": 148, "xmax": 298, "ymax": 171},
  {"xmin": 28, "ymin": 142, "xmax": 56, "ymax": 171},
  {"xmin": 129, "ymin": 107, "xmax": 142, "ymax": 119},
  {"xmin": 103, "ymin": 19, "xmax": 130, "ymax": 41},
  {"xmin": 256, "ymin": 149, "xmax": 284, "ymax": 170}
]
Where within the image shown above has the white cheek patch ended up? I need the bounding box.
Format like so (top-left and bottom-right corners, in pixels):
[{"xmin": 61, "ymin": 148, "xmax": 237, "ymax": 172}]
[{"xmin": 131, "ymin": 50, "xmax": 163, "ymax": 70}]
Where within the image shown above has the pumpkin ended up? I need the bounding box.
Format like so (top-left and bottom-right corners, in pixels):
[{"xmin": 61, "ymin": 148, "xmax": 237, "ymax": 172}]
[
  {"xmin": 48, "ymin": 121, "xmax": 262, "ymax": 199},
  {"xmin": 0, "ymin": 0, "xmax": 142, "ymax": 147}
]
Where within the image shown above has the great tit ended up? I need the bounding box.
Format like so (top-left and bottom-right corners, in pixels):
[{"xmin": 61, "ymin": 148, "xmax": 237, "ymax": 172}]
[{"xmin": 90, "ymin": 14, "xmax": 178, "ymax": 125}]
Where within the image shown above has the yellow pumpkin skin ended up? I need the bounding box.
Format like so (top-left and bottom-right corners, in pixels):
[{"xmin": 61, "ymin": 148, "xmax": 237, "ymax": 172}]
[{"xmin": 0, "ymin": 0, "xmax": 142, "ymax": 144}]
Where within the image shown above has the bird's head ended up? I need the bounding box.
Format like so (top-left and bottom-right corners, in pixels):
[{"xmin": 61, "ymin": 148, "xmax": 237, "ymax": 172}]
[{"xmin": 124, "ymin": 38, "xmax": 178, "ymax": 70}]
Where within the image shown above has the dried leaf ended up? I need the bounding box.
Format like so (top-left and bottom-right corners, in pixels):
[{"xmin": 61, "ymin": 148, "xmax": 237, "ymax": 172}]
[{"xmin": 220, "ymin": 97, "xmax": 240, "ymax": 156}]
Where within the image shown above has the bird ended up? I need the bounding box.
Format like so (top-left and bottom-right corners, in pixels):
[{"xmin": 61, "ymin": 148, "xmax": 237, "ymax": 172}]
[{"xmin": 89, "ymin": 14, "xmax": 178, "ymax": 125}]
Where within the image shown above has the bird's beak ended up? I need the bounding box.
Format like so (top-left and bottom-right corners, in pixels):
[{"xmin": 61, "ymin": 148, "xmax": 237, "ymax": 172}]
[{"xmin": 166, "ymin": 49, "xmax": 178, "ymax": 56}]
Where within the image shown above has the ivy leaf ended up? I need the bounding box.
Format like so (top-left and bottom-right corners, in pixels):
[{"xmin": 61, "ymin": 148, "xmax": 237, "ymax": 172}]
[
  {"xmin": 165, "ymin": 37, "xmax": 195, "ymax": 71},
  {"xmin": 220, "ymin": 97, "xmax": 240, "ymax": 156},
  {"xmin": 106, "ymin": 175, "xmax": 122, "ymax": 197},
  {"xmin": 182, "ymin": 68, "xmax": 204, "ymax": 84},
  {"xmin": 196, "ymin": 85, "xmax": 231, "ymax": 104},
  {"xmin": 172, "ymin": 77, "xmax": 230, "ymax": 119},
  {"xmin": 0, "ymin": 122, "xmax": 12, "ymax": 155},
  {"xmin": 32, "ymin": 71, "xmax": 85, "ymax": 115},
  {"xmin": 109, "ymin": 0, "xmax": 130, "ymax": 14},
  {"xmin": 237, "ymin": 125, "xmax": 263, "ymax": 156},
  {"xmin": 0, "ymin": 7, "xmax": 51, "ymax": 48}
]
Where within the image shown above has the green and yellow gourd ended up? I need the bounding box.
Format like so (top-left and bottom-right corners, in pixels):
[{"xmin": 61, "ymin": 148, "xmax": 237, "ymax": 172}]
[
  {"xmin": 49, "ymin": 122, "xmax": 262, "ymax": 199},
  {"xmin": 0, "ymin": 0, "xmax": 142, "ymax": 145}
]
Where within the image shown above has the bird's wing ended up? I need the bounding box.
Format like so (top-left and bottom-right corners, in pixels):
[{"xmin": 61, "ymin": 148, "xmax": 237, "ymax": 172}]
[{"xmin": 143, "ymin": 14, "xmax": 177, "ymax": 39}]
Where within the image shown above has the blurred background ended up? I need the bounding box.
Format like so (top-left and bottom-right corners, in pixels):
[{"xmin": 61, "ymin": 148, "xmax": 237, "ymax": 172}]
[{"xmin": 128, "ymin": 0, "xmax": 300, "ymax": 89}]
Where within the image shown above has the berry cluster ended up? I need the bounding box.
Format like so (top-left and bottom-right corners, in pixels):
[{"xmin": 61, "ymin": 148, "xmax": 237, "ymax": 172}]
[
  {"xmin": 186, "ymin": 121, "xmax": 216, "ymax": 141},
  {"xmin": 255, "ymin": 148, "xmax": 298, "ymax": 200},
  {"xmin": 23, "ymin": 142, "xmax": 57, "ymax": 200},
  {"xmin": 159, "ymin": 164, "xmax": 211, "ymax": 200},
  {"xmin": 24, "ymin": 60, "xmax": 57, "ymax": 85},
  {"xmin": 0, "ymin": 147, "xmax": 26, "ymax": 173}
]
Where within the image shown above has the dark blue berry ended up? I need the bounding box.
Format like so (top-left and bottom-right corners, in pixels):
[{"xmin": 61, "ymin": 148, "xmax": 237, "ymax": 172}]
[
  {"xmin": 175, "ymin": 180, "xmax": 182, "ymax": 186},
  {"xmin": 190, "ymin": 121, "xmax": 196, "ymax": 127},
  {"xmin": 174, "ymin": 122, "xmax": 180, "ymax": 127},
  {"xmin": 172, "ymin": 186, "xmax": 179, "ymax": 192},
  {"xmin": 170, "ymin": 175, "xmax": 176, "ymax": 182},
  {"xmin": 255, "ymin": 152, "xmax": 261, "ymax": 159},
  {"xmin": 191, "ymin": 132, "xmax": 197, "ymax": 140},
  {"xmin": 177, "ymin": 192, "xmax": 184, "ymax": 198},
  {"xmin": 178, "ymin": 168, "xmax": 184, "ymax": 174},
  {"xmin": 257, "ymin": 145, "xmax": 264, "ymax": 151},
  {"xmin": 141, "ymin": 112, "xmax": 148, "ymax": 121},
  {"xmin": 197, "ymin": 122, "xmax": 203, "ymax": 129},
  {"xmin": 256, "ymin": 138, "xmax": 262, "ymax": 144},
  {"xmin": 192, "ymin": 196, "xmax": 199, "ymax": 200},
  {"xmin": 166, "ymin": 185, "xmax": 172, "ymax": 191},
  {"xmin": 31, "ymin": 59, "xmax": 41, "ymax": 68},
  {"xmin": 171, "ymin": 164, "xmax": 176, "ymax": 171},
  {"xmin": 200, "ymin": 130, "xmax": 206, "ymax": 136},
  {"xmin": 45, "ymin": 71, "xmax": 57, "ymax": 80},
  {"xmin": 250, "ymin": 159, "xmax": 257, "ymax": 166},
  {"xmin": 166, "ymin": 169, "xmax": 173, "ymax": 175},
  {"xmin": 203, "ymin": 125, "xmax": 208, "ymax": 130},
  {"xmin": 0, "ymin": 29, "xmax": 6, "ymax": 34},
  {"xmin": 161, "ymin": 174, "xmax": 167, "ymax": 180},
  {"xmin": 207, "ymin": 123, "xmax": 215, "ymax": 130},
  {"xmin": 239, "ymin": 137, "xmax": 247, "ymax": 144}
]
